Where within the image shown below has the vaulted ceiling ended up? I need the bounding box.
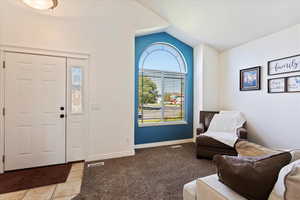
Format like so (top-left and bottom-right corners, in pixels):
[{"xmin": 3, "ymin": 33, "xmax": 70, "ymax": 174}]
[{"xmin": 136, "ymin": 0, "xmax": 300, "ymax": 51}]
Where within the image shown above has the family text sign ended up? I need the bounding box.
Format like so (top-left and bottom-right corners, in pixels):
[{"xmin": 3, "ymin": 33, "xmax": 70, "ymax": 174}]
[{"xmin": 268, "ymin": 54, "xmax": 300, "ymax": 75}]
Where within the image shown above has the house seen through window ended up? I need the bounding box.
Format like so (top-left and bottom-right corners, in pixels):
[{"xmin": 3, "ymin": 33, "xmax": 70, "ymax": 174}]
[{"xmin": 138, "ymin": 43, "xmax": 187, "ymax": 125}]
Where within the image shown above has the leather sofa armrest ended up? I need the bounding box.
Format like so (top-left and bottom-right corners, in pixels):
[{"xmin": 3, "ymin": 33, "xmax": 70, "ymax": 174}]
[
  {"xmin": 236, "ymin": 127, "xmax": 247, "ymax": 139},
  {"xmin": 196, "ymin": 123, "xmax": 205, "ymax": 135}
]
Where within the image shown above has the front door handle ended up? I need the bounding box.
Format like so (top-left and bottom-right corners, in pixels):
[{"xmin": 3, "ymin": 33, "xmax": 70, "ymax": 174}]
[{"xmin": 60, "ymin": 114, "xmax": 65, "ymax": 118}]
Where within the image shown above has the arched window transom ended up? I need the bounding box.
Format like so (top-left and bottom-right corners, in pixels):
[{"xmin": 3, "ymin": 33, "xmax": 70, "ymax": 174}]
[{"xmin": 139, "ymin": 43, "xmax": 187, "ymax": 73}]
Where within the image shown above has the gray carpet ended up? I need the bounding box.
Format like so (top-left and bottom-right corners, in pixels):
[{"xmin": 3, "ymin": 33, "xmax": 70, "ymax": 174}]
[{"xmin": 73, "ymin": 143, "xmax": 216, "ymax": 200}]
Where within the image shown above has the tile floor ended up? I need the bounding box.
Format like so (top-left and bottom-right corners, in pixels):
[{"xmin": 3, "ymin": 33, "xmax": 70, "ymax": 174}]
[{"xmin": 0, "ymin": 162, "xmax": 84, "ymax": 200}]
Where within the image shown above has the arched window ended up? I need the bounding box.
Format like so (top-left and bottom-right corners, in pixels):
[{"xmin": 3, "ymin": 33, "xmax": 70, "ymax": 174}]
[{"xmin": 138, "ymin": 43, "xmax": 187, "ymax": 124}]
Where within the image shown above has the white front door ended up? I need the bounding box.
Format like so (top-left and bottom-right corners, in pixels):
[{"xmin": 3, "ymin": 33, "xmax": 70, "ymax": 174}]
[{"xmin": 4, "ymin": 52, "xmax": 67, "ymax": 171}]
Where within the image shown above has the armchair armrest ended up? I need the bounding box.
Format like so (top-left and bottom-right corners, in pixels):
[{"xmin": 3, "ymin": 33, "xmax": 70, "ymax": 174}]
[
  {"xmin": 236, "ymin": 127, "xmax": 247, "ymax": 139},
  {"xmin": 196, "ymin": 123, "xmax": 205, "ymax": 135}
]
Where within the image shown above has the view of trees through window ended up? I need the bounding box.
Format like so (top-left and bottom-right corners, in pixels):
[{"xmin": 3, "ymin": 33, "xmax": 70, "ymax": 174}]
[{"xmin": 138, "ymin": 43, "xmax": 186, "ymax": 124}]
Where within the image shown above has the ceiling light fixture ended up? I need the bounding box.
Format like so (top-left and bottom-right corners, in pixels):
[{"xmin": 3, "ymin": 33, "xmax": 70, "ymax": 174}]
[{"xmin": 22, "ymin": 0, "xmax": 58, "ymax": 10}]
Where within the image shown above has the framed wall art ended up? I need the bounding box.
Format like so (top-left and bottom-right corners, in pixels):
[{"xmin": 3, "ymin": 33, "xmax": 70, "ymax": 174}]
[
  {"xmin": 287, "ymin": 75, "xmax": 300, "ymax": 93},
  {"xmin": 268, "ymin": 54, "xmax": 300, "ymax": 75},
  {"xmin": 268, "ymin": 77, "xmax": 286, "ymax": 93},
  {"xmin": 240, "ymin": 66, "xmax": 261, "ymax": 91}
]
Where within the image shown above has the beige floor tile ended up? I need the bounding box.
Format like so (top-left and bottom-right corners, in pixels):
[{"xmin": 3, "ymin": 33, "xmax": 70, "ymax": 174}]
[
  {"xmin": 70, "ymin": 162, "xmax": 84, "ymax": 172},
  {"xmin": 0, "ymin": 190, "xmax": 27, "ymax": 200},
  {"xmin": 23, "ymin": 185, "xmax": 56, "ymax": 200},
  {"xmin": 53, "ymin": 180, "xmax": 82, "ymax": 199},
  {"xmin": 67, "ymin": 169, "xmax": 83, "ymax": 182},
  {"xmin": 53, "ymin": 195, "xmax": 76, "ymax": 200}
]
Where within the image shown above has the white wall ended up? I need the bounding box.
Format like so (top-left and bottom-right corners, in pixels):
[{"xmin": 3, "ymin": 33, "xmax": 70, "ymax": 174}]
[
  {"xmin": 220, "ymin": 24, "xmax": 300, "ymax": 149},
  {"xmin": 194, "ymin": 44, "xmax": 220, "ymax": 138},
  {"xmin": 0, "ymin": 0, "xmax": 169, "ymax": 162},
  {"xmin": 202, "ymin": 45, "xmax": 220, "ymax": 111}
]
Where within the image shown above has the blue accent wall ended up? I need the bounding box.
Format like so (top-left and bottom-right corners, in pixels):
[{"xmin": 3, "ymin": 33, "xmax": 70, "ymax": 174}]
[{"xmin": 135, "ymin": 32, "xmax": 194, "ymax": 145}]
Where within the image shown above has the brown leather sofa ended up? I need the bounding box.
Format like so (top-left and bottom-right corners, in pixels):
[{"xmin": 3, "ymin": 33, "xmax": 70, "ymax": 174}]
[{"xmin": 196, "ymin": 111, "xmax": 247, "ymax": 159}]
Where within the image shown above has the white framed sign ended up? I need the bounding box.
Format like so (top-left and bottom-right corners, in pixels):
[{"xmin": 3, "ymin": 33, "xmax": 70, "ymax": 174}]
[
  {"xmin": 268, "ymin": 54, "xmax": 300, "ymax": 75},
  {"xmin": 287, "ymin": 75, "xmax": 300, "ymax": 93},
  {"xmin": 268, "ymin": 78, "xmax": 286, "ymax": 93}
]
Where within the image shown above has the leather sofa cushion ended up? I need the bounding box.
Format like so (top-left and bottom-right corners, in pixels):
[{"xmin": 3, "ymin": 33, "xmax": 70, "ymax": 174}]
[
  {"xmin": 214, "ymin": 152, "xmax": 292, "ymax": 200},
  {"xmin": 197, "ymin": 135, "xmax": 234, "ymax": 150}
]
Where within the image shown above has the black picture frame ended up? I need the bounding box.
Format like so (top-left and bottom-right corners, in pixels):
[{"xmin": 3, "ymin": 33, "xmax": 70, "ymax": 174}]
[
  {"xmin": 286, "ymin": 75, "xmax": 300, "ymax": 93},
  {"xmin": 268, "ymin": 54, "xmax": 300, "ymax": 76},
  {"xmin": 240, "ymin": 66, "xmax": 261, "ymax": 91},
  {"xmin": 268, "ymin": 77, "xmax": 286, "ymax": 93}
]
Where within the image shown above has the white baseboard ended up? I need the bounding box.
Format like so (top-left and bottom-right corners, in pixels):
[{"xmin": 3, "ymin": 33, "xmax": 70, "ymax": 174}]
[
  {"xmin": 86, "ymin": 149, "xmax": 135, "ymax": 162},
  {"xmin": 134, "ymin": 138, "xmax": 194, "ymax": 149}
]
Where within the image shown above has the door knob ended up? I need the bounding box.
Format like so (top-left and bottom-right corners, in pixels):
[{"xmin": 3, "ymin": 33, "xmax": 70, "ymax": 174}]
[
  {"xmin": 60, "ymin": 114, "xmax": 65, "ymax": 118},
  {"xmin": 60, "ymin": 107, "xmax": 64, "ymax": 111}
]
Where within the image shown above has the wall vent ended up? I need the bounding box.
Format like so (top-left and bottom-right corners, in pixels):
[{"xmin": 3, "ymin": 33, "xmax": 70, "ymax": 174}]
[
  {"xmin": 170, "ymin": 145, "xmax": 183, "ymax": 149},
  {"xmin": 87, "ymin": 162, "xmax": 105, "ymax": 168}
]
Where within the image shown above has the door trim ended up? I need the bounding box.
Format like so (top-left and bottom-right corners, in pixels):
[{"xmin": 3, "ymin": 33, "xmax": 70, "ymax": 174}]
[
  {"xmin": 0, "ymin": 45, "xmax": 90, "ymax": 173},
  {"xmin": 0, "ymin": 49, "xmax": 5, "ymax": 173},
  {"xmin": 0, "ymin": 44, "xmax": 89, "ymax": 59}
]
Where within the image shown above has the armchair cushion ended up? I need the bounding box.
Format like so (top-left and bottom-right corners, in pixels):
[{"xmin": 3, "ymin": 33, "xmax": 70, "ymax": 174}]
[{"xmin": 197, "ymin": 135, "xmax": 235, "ymax": 150}]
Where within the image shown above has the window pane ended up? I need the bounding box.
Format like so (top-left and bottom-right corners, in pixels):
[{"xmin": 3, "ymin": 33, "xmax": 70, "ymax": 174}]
[
  {"xmin": 139, "ymin": 71, "xmax": 162, "ymax": 123},
  {"xmin": 71, "ymin": 67, "xmax": 83, "ymax": 114},
  {"xmin": 163, "ymin": 75, "xmax": 184, "ymax": 121}
]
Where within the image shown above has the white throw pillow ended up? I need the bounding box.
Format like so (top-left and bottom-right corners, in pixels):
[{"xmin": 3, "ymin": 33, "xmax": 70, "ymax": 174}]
[{"xmin": 268, "ymin": 159, "xmax": 300, "ymax": 200}]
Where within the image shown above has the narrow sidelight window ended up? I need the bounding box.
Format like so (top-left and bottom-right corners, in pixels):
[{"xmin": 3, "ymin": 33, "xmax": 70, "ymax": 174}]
[{"xmin": 71, "ymin": 67, "xmax": 83, "ymax": 114}]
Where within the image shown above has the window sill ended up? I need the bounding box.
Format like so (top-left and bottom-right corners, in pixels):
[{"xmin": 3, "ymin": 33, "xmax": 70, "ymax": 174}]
[{"xmin": 138, "ymin": 121, "xmax": 188, "ymax": 127}]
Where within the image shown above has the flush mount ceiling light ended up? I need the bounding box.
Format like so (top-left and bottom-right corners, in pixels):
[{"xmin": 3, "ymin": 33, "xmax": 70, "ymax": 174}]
[{"xmin": 22, "ymin": 0, "xmax": 58, "ymax": 10}]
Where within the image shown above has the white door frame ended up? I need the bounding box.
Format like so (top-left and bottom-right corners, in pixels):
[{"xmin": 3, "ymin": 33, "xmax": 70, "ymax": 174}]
[{"xmin": 0, "ymin": 45, "xmax": 90, "ymax": 173}]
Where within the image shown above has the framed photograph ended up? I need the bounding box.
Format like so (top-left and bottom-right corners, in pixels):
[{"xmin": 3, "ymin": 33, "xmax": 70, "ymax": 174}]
[
  {"xmin": 268, "ymin": 54, "xmax": 300, "ymax": 75},
  {"xmin": 240, "ymin": 66, "xmax": 261, "ymax": 91},
  {"xmin": 268, "ymin": 77, "xmax": 286, "ymax": 93},
  {"xmin": 287, "ymin": 75, "xmax": 300, "ymax": 93}
]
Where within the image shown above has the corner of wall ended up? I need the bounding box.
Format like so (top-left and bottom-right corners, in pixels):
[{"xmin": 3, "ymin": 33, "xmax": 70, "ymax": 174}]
[
  {"xmin": 133, "ymin": 0, "xmax": 169, "ymax": 36},
  {"xmin": 193, "ymin": 44, "xmax": 203, "ymax": 139},
  {"xmin": 193, "ymin": 44, "xmax": 221, "ymax": 139}
]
